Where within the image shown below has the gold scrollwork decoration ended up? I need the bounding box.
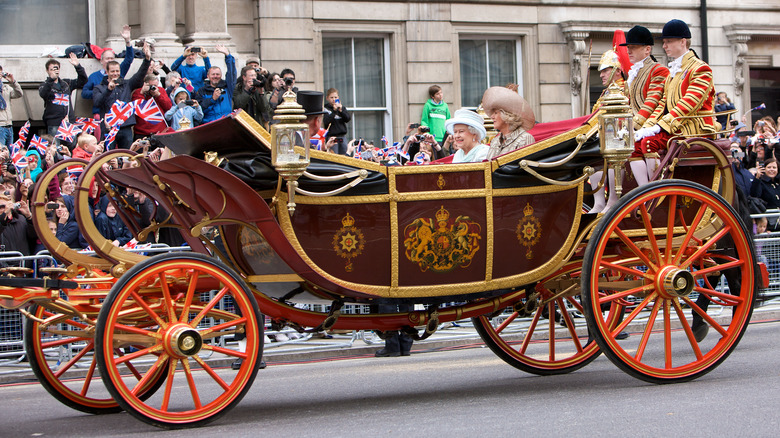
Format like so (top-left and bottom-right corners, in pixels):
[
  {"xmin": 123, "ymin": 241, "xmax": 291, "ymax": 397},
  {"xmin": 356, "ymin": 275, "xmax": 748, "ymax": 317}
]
[
  {"xmin": 332, "ymin": 213, "xmax": 365, "ymax": 272},
  {"xmin": 437, "ymin": 174, "xmax": 446, "ymax": 190},
  {"xmin": 516, "ymin": 203, "xmax": 542, "ymax": 259},
  {"xmin": 403, "ymin": 206, "xmax": 481, "ymax": 273}
]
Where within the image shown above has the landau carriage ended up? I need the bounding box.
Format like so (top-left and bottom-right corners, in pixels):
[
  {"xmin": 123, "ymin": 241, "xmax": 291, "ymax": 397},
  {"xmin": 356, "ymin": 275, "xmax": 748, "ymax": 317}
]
[{"xmin": 0, "ymin": 85, "xmax": 764, "ymax": 428}]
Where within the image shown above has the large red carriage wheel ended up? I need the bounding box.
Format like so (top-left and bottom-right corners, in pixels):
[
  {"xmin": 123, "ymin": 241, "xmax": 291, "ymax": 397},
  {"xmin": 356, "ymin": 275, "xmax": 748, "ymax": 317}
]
[
  {"xmin": 582, "ymin": 180, "xmax": 756, "ymax": 383},
  {"xmin": 95, "ymin": 253, "xmax": 262, "ymax": 428},
  {"xmin": 473, "ymin": 262, "xmax": 612, "ymax": 375},
  {"xmin": 25, "ymin": 304, "xmax": 167, "ymax": 414}
]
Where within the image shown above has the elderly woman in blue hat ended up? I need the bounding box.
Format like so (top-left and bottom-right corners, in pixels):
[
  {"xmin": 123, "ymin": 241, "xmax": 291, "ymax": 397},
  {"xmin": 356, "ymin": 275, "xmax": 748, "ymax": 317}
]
[{"xmin": 444, "ymin": 108, "xmax": 489, "ymax": 163}]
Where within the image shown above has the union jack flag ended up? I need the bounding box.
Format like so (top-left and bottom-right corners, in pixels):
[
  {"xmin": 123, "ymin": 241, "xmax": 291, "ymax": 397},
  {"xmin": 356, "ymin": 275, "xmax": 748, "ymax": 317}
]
[
  {"xmin": 396, "ymin": 143, "xmax": 410, "ymax": 161},
  {"xmin": 75, "ymin": 117, "xmax": 101, "ymax": 134},
  {"xmin": 104, "ymin": 125, "xmax": 120, "ymax": 146},
  {"xmin": 105, "ymin": 100, "xmax": 134, "ymax": 128},
  {"xmin": 133, "ymin": 98, "xmax": 166, "ymax": 125},
  {"xmin": 11, "ymin": 147, "xmax": 27, "ymax": 171},
  {"xmin": 29, "ymin": 135, "xmax": 48, "ymax": 155},
  {"xmin": 56, "ymin": 120, "xmax": 82, "ymax": 143},
  {"xmin": 53, "ymin": 93, "xmax": 70, "ymax": 106},
  {"xmin": 66, "ymin": 164, "xmax": 84, "ymax": 179},
  {"xmin": 380, "ymin": 136, "xmax": 389, "ymax": 147},
  {"xmin": 18, "ymin": 121, "xmax": 30, "ymax": 142},
  {"xmin": 415, "ymin": 153, "xmax": 426, "ymax": 165},
  {"xmin": 309, "ymin": 127, "xmax": 328, "ymax": 151}
]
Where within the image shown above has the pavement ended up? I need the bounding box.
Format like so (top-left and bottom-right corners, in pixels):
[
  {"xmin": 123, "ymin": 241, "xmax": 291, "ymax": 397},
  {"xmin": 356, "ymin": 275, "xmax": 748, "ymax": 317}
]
[{"xmin": 1, "ymin": 301, "xmax": 779, "ymax": 384}]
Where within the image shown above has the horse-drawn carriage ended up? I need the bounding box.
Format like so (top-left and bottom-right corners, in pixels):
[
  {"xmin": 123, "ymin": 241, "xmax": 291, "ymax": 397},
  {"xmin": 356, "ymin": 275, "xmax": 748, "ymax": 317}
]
[{"xmin": 0, "ymin": 88, "xmax": 762, "ymax": 428}]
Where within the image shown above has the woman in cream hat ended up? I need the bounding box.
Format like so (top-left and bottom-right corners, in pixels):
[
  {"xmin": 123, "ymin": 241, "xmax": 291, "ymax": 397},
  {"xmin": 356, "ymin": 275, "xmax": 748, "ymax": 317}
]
[
  {"xmin": 445, "ymin": 108, "xmax": 489, "ymax": 163},
  {"xmin": 481, "ymin": 87, "xmax": 535, "ymax": 159}
]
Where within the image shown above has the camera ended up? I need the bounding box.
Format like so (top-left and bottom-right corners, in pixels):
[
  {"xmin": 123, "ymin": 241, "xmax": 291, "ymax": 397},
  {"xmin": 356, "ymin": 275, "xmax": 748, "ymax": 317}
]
[
  {"xmin": 252, "ymin": 79, "xmax": 265, "ymax": 89},
  {"xmin": 409, "ymin": 123, "xmax": 420, "ymax": 129},
  {"xmin": 46, "ymin": 202, "xmax": 58, "ymax": 210},
  {"xmin": 284, "ymin": 77, "xmax": 294, "ymax": 87},
  {"xmin": 731, "ymin": 149, "xmax": 744, "ymax": 160},
  {"xmin": 148, "ymin": 85, "xmax": 157, "ymax": 93},
  {"xmin": 415, "ymin": 134, "xmax": 426, "ymax": 142},
  {"xmin": 184, "ymin": 99, "xmax": 195, "ymax": 106},
  {"xmin": 13, "ymin": 202, "xmax": 21, "ymax": 210},
  {"xmin": 191, "ymin": 47, "xmax": 201, "ymax": 53},
  {"xmin": 730, "ymin": 120, "xmax": 739, "ymax": 127},
  {"xmin": 418, "ymin": 125, "xmax": 430, "ymax": 134},
  {"xmin": 1, "ymin": 72, "xmax": 7, "ymax": 78}
]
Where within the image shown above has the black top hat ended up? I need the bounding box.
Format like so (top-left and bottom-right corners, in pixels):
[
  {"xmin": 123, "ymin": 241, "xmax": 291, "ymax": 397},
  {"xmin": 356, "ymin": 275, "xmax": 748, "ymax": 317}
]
[
  {"xmin": 620, "ymin": 26, "xmax": 654, "ymax": 46},
  {"xmin": 659, "ymin": 19, "xmax": 691, "ymax": 39},
  {"xmin": 296, "ymin": 90, "xmax": 327, "ymax": 116}
]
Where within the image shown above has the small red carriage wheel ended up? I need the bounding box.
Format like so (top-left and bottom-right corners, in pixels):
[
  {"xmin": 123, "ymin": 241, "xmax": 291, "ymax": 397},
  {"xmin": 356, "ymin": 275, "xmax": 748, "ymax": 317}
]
[
  {"xmin": 473, "ymin": 262, "xmax": 609, "ymax": 375},
  {"xmin": 25, "ymin": 303, "xmax": 167, "ymax": 414},
  {"xmin": 95, "ymin": 253, "xmax": 262, "ymax": 428},
  {"xmin": 582, "ymin": 180, "xmax": 756, "ymax": 383}
]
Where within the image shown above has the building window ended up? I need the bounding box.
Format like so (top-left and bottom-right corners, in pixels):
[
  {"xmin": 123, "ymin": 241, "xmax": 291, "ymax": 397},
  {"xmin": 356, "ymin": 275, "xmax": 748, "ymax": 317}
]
[
  {"xmin": 459, "ymin": 39, "xmax": 521, "ymax": 108},
  {"xmin": 0, "ymin": 0, "xmax": 90, "ymax": 45},
  {"xmin": 323, "ymin": 36, "xmax": 391, "ymax": 145}
]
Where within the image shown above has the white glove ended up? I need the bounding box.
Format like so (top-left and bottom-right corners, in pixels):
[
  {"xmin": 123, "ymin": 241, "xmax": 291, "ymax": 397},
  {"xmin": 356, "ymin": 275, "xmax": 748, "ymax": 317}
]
[{"xmin": 634, "ymin": 124, "xmax": 661, "ymax": 142}]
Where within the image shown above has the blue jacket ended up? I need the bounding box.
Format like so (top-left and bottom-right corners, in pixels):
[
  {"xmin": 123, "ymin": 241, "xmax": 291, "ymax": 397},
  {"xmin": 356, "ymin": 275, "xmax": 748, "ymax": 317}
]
[
  {"xmin": 95, "ymin": 212, "xmax": 133, "ymax": 246},
  {"xmin": 81, "ymin": 43, "xmax": 134, "ymax": 114},
  {"xmin": 170, "ymin": 55, "xmax": 212, "ymax": 92},
  {"xmin": 195, "ymin": 54, "xmax": 236, "ymax": 123},
  {"xmin": 55, "ymin": 195, "xmax": 82, "ymax": 249},
  {"xmin": 165, "ymin": 87, "xmax": 204, "ymax": 130}
]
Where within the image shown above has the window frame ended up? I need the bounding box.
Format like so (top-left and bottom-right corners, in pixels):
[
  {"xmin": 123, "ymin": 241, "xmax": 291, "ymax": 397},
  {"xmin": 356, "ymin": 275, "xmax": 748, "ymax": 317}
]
[
  {"xmin": 0, "ymin": 0, "xmax": 95, "ymax": 55},
  {"xmin": 458, "ymin": 37, "xmax": 524, "ymax": 110}
]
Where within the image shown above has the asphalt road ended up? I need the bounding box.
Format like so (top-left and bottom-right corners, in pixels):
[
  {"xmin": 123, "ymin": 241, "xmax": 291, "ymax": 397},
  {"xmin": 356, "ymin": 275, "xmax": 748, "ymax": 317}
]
[{"xmin": 2, "ymin": 320, "xmax": 779, "ymax": 437}]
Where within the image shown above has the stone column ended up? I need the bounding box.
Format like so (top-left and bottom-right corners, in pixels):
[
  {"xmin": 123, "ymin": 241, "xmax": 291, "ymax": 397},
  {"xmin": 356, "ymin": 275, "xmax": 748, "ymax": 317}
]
[
  {"xmin": 138, "ymin": 0, "xmax": 181, "ymax": 58},
  {"xmin": 562, "ymin": 27, "xmax": 590, "ymax": 118},
  {"xmin": 104, "ymin": 0, "xmax": 129, "ymax": 51},
  {"xmin": 182, "ymin": 0, "xmax": 235, "ymax": 51},
  {"xmin": 725, "ymin": 27, "xmax": 751, "ymax": 119}
]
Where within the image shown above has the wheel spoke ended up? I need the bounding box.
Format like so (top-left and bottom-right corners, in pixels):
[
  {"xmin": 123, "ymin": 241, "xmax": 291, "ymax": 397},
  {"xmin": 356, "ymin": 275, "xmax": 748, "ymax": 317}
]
[
  {"xmin": 681, "ymin": 297, "xmax": 730, "ymax": 338},
  {"xmin": 201, "ymin": 343, "xmax": 247, "ymax": 359},
  {"xmin": 680, "ymin": 226, "xmax": 732, "ymax": 270},
  {"xmin": 160, "ymin": 359, "xmax": 178, "ymax": 411},
  {"xmin": 113, "ymin": 322, "xmax": 160, "ymax": 338},
  {"xmin": 691, "ymin": 259, "xmax": 745, "ymax": 278},
  {"xmin": 639, "ymin": 204, "xmax": 663, "ymax": 266},
  {"xmin": 692, "ymin": 286, "xmax": 744, "ymax": 306},
  {"xmin": 114, "ymin": 344, "xmax": 164, "ymax": 364},
  {"xmin": 671, "ymin": 299, "xmax": 703, "ymax": 360},
  {"xmin": 597, "ymin": 259, "xmax": 652, "ymax": 280},
  {"xmin": 557, "ymin": 298, "xmax": 583, "ymax": 353},
  {"xmin": 80, "ymin": 355, "xmax": 98, "ymax": 396},
  {"xmin": 130, "ymin": 290, "xmax": 168, "ymax": 328},
  {"xmin": 635, "ymin": 299, "xmax": 662, "ymax": 362},
  {"xmin": 671, "ymin": 201, "xmax": 708, "ymax": 266},
  {"xmin": 597, "ymin": 283, "xmax": 653, "ymax": 304},
  {"xmin": 548, "ymin": 303, "xmax": 556, "ymax": 362},
  {"xmin": 179, "ymin": 269, "xmax": 199, "ymax": 323},
  {"xmin": 193, "ymin": 355, "xmax": 231, "ymax": 391},
  {"xmin": 664, "ymin": 194, "xmax": 677, "ymax": 263},
  {"xmin": 518, "ymin": 306, "xmax": 543, "ymax": 355},
  {"xmin": 182, "ymin": 359, "xmax": 202, "ymax": 409},
  {"xmin": 613, "ymin": 228, "xmax": 658, "ymax": 272},
  {"xmin": 200, "ymin": 317, "xmax": 247, "ymax": 336},
  {"xmin": 190, "ymin": 286, "xmax": 230, "ymax": 327},
  {"xmin": 53, "ymin": 342, "xmax": 93, "ymax": 378},
  {"xmin": 494, "ymin": 311, "xmax": 519, "ymax": 334},
  {"xmin": 130, "ymin": 354, "xmax": 168, "ymax": 396},
  {"xmin": 41, "ymin": 335, "xmax": 89, "ymax": 349},
  {"xmin": 609, "ymin": 291, "xmax": 657, "ymax": 336},
  {"xmin": 663, "ymin": 300, "xmax": 676, "ymax": 369},
  {"xmin": 159, "ymin": 272, "xmax": 178, "ymax": 323}
]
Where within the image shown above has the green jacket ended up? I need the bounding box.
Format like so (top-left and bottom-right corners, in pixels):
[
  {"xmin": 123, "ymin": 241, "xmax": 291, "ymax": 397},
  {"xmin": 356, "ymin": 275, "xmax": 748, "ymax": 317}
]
[{"xmin": 421, "ymin": 99, "xmax": 451, "ymax": 142}]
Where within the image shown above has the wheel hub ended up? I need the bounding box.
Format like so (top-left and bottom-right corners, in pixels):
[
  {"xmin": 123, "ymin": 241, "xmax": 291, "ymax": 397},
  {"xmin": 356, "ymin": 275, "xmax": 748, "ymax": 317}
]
[
  {"xmin": 164, "ymin": 324, "xmax": 203, "ymax": 358},
  {"xmin": 655, "ymin": 266, "xmax": 695, "ymax": 299}
]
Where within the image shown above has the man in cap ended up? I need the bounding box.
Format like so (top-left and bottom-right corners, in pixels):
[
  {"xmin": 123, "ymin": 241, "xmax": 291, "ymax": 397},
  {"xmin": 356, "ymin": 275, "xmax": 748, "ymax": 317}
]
[
  {"xmin": 481, "ymin": 86, "xmax": 535, "ymax": 160},
  {"xmin": 634, "ymin": 19, "xmax": 719, "ymax": 187},
  {"xmin": 622, "ymin": 25, "xmax": 670, "ymax": 186}
]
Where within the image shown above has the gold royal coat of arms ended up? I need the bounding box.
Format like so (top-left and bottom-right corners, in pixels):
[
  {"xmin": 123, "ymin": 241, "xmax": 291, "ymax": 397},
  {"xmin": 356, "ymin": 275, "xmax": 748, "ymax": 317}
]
[{"xmin": 403, "ymin": 206, "xmax": 481, "ymax": 273}]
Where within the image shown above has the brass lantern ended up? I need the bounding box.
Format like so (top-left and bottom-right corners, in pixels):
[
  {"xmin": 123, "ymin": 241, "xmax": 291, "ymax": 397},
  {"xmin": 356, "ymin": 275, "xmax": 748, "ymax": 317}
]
[
  {"xmin": 270, "ymin": 90, "xmax": 310, "ymax": 214},
  {"xmin": 597, "ymin": 82, "xmax": 634, "ymax": 198}
]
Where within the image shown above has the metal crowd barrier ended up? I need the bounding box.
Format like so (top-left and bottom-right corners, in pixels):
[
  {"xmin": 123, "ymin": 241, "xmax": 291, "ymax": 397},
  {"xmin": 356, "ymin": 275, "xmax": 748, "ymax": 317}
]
[{"xmin": 752, "ymin": 209, "xmax": 780, "ymax": 303}]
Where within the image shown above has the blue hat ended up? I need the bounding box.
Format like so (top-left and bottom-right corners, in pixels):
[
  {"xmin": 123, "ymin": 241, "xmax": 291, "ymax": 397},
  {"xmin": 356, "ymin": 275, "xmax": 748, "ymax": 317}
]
[
  {"xmin": 660, "ymin": 19, "xmax": 691, "ymax": 39},
  {"xmin": 621, "ymin": 26, "xmax": 654, "ymax": 46}
]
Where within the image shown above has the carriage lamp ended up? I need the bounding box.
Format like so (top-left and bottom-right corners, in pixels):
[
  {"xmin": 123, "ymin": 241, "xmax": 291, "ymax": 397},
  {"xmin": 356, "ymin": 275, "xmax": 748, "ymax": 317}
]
[
  {"xmin": 598, "ymin": 82, "xmax": 634, "ymax": 198},
  {"xmin": 270, "ymin": 89, "xmax": 310, "ymax": 215}
]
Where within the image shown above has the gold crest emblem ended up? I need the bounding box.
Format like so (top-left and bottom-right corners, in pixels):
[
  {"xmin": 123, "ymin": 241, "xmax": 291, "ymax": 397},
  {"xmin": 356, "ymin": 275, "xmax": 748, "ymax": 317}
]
[
  {"xmin": 516, "ymin": 203, "xmax": 541, "ymax": 259},
  {"xmin": 403, "ymin": 206, "xmax": 481, "ymax": 273},
  {"xmin": 437, "ymin": 174, "xmax": 446, "ymax": 190},
  {"xmin": 332, "ymin": 213, "xmax": 365, "ymax": 272}
]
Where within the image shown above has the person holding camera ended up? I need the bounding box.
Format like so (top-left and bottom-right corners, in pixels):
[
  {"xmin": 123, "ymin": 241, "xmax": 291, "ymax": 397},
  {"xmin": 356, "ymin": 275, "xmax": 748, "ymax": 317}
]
[
  {"xmin": 93, "ymin": 42, "xmax": 152, "ymax": 149},
  {"xmin": 131, "ymin": 74, "xmax": 173, "ymax": 139},
  {"xmin": 39, "ymin": 53, "xmax": 87, "ymax": 142},
  {"xmin": 322, "ymin": 88, "xmax": 351, "ymax": 155},
  {"xmin": 714, "ymin": 92, "xmax": 736, "ymax": 129},
  {"xmin": 165, "ymin": 87, "xmax": 203, "ymax": 130},
  {"xmin": 0, "ymin": 192, "xmax": 36, "ymax": 260},
  {"xmin": 269, "ymin": 69, "xmax": 298, "ymax": 112},
  {"xmin": 195, "ymin": 45, "xmax": 236, "ymax": 124},
  {"xmin": 170, "ymin": 46, "xmax": 212, "ymax": 92},
  {"xmin": 0, "ymin": 65, "xmax": 23, "ymax": 147},
  {"xmin": 233, "ymin": 66, "xmax": 271, "ymax": 127}
]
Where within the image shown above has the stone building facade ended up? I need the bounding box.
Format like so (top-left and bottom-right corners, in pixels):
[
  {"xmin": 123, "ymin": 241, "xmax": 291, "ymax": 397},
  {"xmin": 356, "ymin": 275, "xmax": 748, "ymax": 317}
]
[{"xmin": 1, "ymin": 0, "xmax": 778, "ymax": 142}]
